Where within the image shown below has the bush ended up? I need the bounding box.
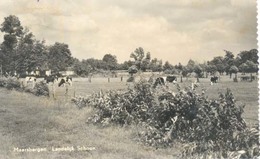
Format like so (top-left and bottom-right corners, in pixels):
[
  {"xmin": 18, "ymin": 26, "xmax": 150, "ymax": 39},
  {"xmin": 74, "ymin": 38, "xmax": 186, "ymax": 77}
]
[
  {"xmin": 127, "ymin": 76, "xmax": 135, "ymax": 82},
  {"xmin": 4, "ymin": 77, "xmax": 22, "ymax": 91},
  {"xmin": 32, "ymin": 81, "xmax": 49, "ymax": 96},
  {"xmin": 71, "ymin": 96, "xmax": 90, "ymax": 109},
  {"xmin": 0, "ymin": 77, "xmax": 49, "ymax": 97},
  {"xmin": 0, "ymin": 78, "xmax": 6, "ymax": 87},
  {"xmin": 72, "ymin": 79, "xmax": 259, "ymax": 158}
]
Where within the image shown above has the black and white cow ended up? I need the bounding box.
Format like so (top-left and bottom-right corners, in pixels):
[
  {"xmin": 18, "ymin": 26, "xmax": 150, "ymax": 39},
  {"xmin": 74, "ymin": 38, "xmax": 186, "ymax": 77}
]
[
  {"xmin": 25, "ymin": 76, "xmax": 37, "ymax": 82},
  {"xmin": 58, "ymin": 76, "xmax": 72, "ymax": 87},
  {"xmin": 153, "ymin": 77, "xmax": 165, "ymax": 88},
  {"xmin": 44, "ymin": 75, "xmax": 58, "ymax": 84},
  {"xmin": 58, "ymin": 76, "xmax": 72, "ymax": 95},
  {"xmin": 166, "ymin": 75, "xmax": 177, "ymax": 83},
  {"xmin": 25, "ymin": 76, "xmax": 37, "ymax": 88}
]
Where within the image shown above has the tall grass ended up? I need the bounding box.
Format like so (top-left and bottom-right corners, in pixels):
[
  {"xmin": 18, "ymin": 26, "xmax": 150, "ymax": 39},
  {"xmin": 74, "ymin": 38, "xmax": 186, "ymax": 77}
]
[{"xmin": 0, "ymin": 88, "xmax": 180, "ymax": 159}]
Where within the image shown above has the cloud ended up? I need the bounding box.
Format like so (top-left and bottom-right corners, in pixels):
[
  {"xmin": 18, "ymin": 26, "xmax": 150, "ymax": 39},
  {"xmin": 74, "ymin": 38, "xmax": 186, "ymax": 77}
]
[{"xmin": 0, "ymin": 0, "xmax": 257, "ymax": 64}]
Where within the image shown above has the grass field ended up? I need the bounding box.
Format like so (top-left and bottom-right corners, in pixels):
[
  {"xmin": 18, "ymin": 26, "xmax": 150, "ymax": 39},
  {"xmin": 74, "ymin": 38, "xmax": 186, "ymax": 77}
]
[
  {"xmin": 53, "ymin": 75, "xmax": 258, "ymax": 124},
  {"xmin": 0, "ymin": 75, "xmax": 258, "ymax": 158}
]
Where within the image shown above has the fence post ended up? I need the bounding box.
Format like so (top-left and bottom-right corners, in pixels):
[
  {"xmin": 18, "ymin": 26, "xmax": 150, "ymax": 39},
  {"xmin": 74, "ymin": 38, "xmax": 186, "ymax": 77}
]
[
  {"xmin": 52, "ymin": 84, "xmax": 56, "ymax": 100},
  {"xmin": 74, "ymin": 85, "xmax": 76, "ymax": 97}
]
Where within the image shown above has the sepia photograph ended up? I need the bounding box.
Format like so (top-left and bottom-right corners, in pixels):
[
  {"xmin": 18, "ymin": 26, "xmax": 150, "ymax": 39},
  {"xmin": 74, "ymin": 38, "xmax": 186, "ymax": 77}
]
[{"xmin": 0, "ymin": 0, "xmax": 258, "ymax": 158}]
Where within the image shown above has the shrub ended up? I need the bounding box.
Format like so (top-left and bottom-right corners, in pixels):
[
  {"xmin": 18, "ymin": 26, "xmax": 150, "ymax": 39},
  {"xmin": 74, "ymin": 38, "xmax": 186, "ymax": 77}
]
[
  {"xmin": 0, "ymin": 77, "xmax": 49, "ymax": 97},
  {"xmin": 4, "ymin": 77, "xmax": 21, "ymax": 91},
  {"xmin": 127, "ymin": 76, "xmax": 135, "ymax": 82},
  {"xmin": 32, "ymin": 81, "xmax": 49, "ymax": 96},
  {"xmin": 24, "ymin": 87, "xmax": 34, "ymax": 94},
  {"xmin": 72, "ymin": 79, "xmax": 259, "ymax": 158},
  {"xmin": 0, "ymin": 78, "xmax": 6, "ymax": 87},
  {"xmin": 71, "ymin": 96, "xmax": 90, "ymax": 109}
]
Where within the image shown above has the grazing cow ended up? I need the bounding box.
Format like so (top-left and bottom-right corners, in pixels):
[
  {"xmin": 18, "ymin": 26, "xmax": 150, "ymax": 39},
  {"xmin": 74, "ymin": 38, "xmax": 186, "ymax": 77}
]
[
  {"xmin": 240, "ymin": 75, "xmax": 256, "ymax": 82},
  {"xmin": 166, "ymin": 76, "xmax": 177, "ymax": 83},
  {"xmin": 25, "ymin": 76, "xmax": 37, "ymax": 82},
  {"xmin": 58, "ymin": 79, "xmax": 66, "ymax": 87},
  {"xmin": 58, "ymin": 76, "xmax": 72, "ymax": 87},
  {"xmin": 58, "ymin": 76, "xmax": 73, "ymax": 95},
  {"xmin": 153, "ymin": 77, "xmax": 165, "ymax": 88},
  {"xmin": 66, "ymin": 76, "xmax": 72, "ymax": 86},
  {"xmin": 44, "ymin": 75, "xmax": 58, "ymax": 84},
  {"xmin": 25, "ymin": 76, "xmax": 37, "ymax": 88},
  {"xmin": 210, "ymin": 76, "xmax": 218, "ymax": 84}
]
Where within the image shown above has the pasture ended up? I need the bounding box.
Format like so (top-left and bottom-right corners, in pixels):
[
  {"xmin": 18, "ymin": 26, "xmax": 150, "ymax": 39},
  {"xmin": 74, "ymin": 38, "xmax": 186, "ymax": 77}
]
[
  {"xmin": 0, "ymin": 75, "xmax": 258, "ymax": 158},
  {"xmin": 0, "ymin": 87, "xmax": 179, "ymax": 159},
  {"xmin": 52, "ymin": 75, "xmax": 258, "ymax": 124}
]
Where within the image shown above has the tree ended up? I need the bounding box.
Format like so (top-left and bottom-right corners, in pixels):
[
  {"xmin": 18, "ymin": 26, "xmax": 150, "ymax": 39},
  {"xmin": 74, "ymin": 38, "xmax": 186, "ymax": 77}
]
[
  {"xmin": 149, "ymin": 58, "xmax": 163, "ymax": 72},
  {"xmin": 229, "ymin": 65, "xmax": 239, "ymax": 80},
  {"xmin": 118, "ymin": 60, "xmax": 133, "ymax": 70},
  {"xmin": 128, "ymin": 65, "xmax": 138, "ymax": 76},
  {"xmin": 48, "ymin": 42, "xmax": 73, "ymax": 72},
  {"xmin": 205, "ymin": 64, "xmax": 217, "ymax": 75},
  {"xmin": 163, "ymin": 61, "xmax": 174, "ymax": 71},
  {"xmin": 1, "ymin": 15, "xmax": 23, "ymax": 36},
  {"xmin": 72, "ymin": 58, "xmax": 92, "ymax": 76},
  {"xmin": 181, "ymin": 66, "xmax": 189, "ymax": 77},
  {"xmin": 194, "ymin": 65, "xmax": 203, "ymax": 78},
  {"xmin": 130, "ymin": 47, "xmax": 150, "ymax": 71},
  {"xmin": 32, "ymin": 40, "xmax": 49, "ymax": 71},
  {"xmin": 102, "ymin": 54, "xmax": 118, "ymax": 70},
  {"xmin": 237, "ymin": 59, "xmax": 258, "ymax": 82},
  {"xmin": 186, "ymin": 59, "xmax": 196, "ymax": 73},
  {"xmin": 1, "ymin": 15, "xmax": 23, "ymax": 49},
  {"xmin": 239, "ymin": 63, "xmax": 248, "ymax": 75},
  {"xmin": 14, "ymin": 27, "xmax": 48, "ymax": 74},
  {"xmin": 198, "ymin": 62, "xmax": 207, "ymax": 78},
  {"xmin": 236, "ymin": 49, "xmax": 258, "ymax": 66},
  {"xmin": 209, "ymin": 56, "xmax": 225, "ymax": 74},
  {"xmin": 229, "ymin": 65, "xmax": 239, "ymax": 74},
  {"xmin": 239, "ymin": 60, "xmax": 258, "ymax": 74},
  {"xmin": 140, "ymin": 52, "xmax": 151, "ymax": 71},
  {"xmin": 244, "ymin": 60, "xmax": 258, "ymax": 81},
  {"xmin": 175, "ymin": 63, "xmax": 183, "ymax": 74},
  {"xmin": 0, "ymin": 15, "xmax": 24, "ymax": 74},
  {"xmin": 157, "ymin": 59, "xmax": 163, "ymax": 72},
  {"xmin": 224, "ymin": 50, "xmax": 235, "ymax": 75}
]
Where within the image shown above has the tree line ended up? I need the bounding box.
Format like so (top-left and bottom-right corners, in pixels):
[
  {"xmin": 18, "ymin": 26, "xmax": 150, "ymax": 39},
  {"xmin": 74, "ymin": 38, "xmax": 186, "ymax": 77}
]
[{"xmin": 0, "ymin": 15, "xmax": 258, "ymax": 77}]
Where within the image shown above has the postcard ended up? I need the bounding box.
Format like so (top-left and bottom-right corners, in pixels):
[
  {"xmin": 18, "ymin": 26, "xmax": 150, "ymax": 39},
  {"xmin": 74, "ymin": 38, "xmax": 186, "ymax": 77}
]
[{"xmin": 0, "ymin": 1, "xmax": 258, "ymax": 158}]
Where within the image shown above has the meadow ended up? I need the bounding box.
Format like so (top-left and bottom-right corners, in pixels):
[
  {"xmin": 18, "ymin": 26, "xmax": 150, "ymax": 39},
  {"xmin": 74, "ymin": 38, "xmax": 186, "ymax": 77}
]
[
  {"xmin": 0, "ymin": 75, "xmax": 258, "ymax": 158},
  {"xmin": 54, "ymin": 75, "xmax": 258, "ymax": 124}
]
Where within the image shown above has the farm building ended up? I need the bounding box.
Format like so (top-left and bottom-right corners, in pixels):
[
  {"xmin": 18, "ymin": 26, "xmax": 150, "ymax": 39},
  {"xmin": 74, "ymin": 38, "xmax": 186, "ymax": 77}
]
[
  {"xmin": 39, "ymin": 69, "xmax": 51, "ymax": 76},
  {"xmin": 45, "ymin": 70, "xmax": 51, "ymax": 76},
  {"xmin": 59, "ymin": 67, "xmax": 75, "ymax": 76}
]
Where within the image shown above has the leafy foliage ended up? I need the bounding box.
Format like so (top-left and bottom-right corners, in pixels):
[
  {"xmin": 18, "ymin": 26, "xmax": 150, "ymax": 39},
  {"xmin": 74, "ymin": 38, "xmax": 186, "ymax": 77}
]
[
  {"xmin": 130, "ymin": 47, "xmax": 151, "ymax": 71},
  {"xmin": 102, "ymin": 54, "xmax": 118, "ymax": 70},
  {"xmin": 128, "ymin": 65, "xmax": 138, "ymax": 75},
  {"xmin": 127, "ymin": 76, "xmax": 135, "ymax": 82},
  {"xmin": 0, "ymin": 77, "xmax": 49, "ymax": 96},
  {"xmin": 72, "ymin": 79, "xmax": 259, "ymax": 158},
  {"xmin": 3, "ymin": 77, "xmax": 21, "ymax": 90},
  {"xmin": 32, "ymin": 81, "xmax": 49, "ymax": 96},
  {"xmin": 48, "ymin": 42, "xmax": 73, "ymax": 72}
]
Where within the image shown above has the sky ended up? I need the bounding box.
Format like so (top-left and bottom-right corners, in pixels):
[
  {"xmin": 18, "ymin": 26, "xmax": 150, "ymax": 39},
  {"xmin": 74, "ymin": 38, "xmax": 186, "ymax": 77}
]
[{"xmin": 0, "ymin": 0, "xmax": 257, "ymax": 65}]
